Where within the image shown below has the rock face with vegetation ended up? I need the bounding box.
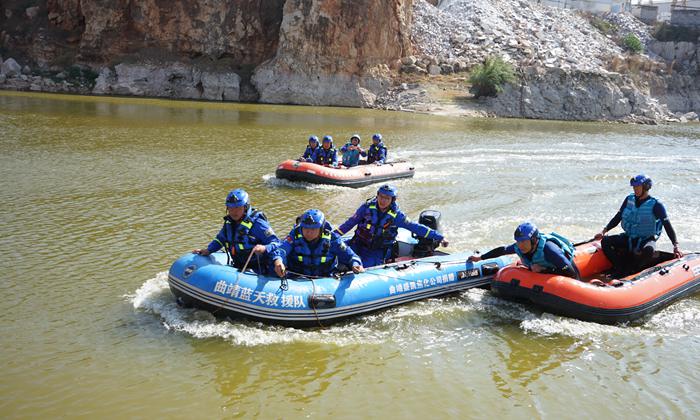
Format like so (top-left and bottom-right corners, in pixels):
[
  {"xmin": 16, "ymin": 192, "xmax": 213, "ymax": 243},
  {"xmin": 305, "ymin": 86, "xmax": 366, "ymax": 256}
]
[
  {"xmin": 1, "ymin": 0, "xmax": 698, "ymax": 122},
  {"xmin": 402, "ymin": 0, "xmax": 699, "ymax": 122}
]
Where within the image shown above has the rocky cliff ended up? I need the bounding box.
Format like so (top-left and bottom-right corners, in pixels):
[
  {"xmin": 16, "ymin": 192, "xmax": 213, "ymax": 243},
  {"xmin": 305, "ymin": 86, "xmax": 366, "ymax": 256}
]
[
  {"xmin": 1, "ymin": 0, "xmax": 410, "ymax": 105},
  {"xmin": 1, "ymin": 0, "xmax": 698, "ymax": 122},
  {"xmin": 252, "ymin": 0, "xmax": 411, "ymax": 106}
]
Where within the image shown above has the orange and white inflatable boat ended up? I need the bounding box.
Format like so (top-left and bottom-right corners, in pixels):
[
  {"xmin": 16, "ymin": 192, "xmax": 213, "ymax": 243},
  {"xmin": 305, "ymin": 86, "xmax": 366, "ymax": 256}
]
[
  {"xmin": 491, "ymin": 240, "xmax": 700, "ymax": 324},
  {"xmin": 275, "ymin": 159, "xmax": 415, "ymax": 188}
]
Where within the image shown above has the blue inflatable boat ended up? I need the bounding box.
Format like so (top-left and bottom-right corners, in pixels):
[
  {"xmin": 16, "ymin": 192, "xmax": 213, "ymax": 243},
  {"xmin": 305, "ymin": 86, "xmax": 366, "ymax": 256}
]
[{"xmin": 168, "ymin": 234, "xmax": 514, "ymax": 327}]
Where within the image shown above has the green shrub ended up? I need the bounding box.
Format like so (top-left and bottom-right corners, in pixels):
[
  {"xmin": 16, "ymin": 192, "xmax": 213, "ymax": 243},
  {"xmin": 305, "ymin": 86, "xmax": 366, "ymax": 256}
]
[
  {"xmin": 623, "ymin": 34, "xmax": 644, "ymax": 54},
  {"xmin": 468, "ymin": 57, "xmax": 516, "ymax": 98}
]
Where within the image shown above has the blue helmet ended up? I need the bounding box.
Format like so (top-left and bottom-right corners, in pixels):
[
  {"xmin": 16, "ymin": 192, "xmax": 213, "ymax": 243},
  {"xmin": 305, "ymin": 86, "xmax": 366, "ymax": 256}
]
[
  {"xmin": 225, "ymin": 189, "xmax": 249, "ymax": 208},
  {"xmin": 300, "ymin": 209, "xmax": 325, "ymax": 229},
  {"xmin": 514, "ymin": 222, "xmax": 538, "ymax": 242},
  {"xmin": 372, "ymin": 133, "xmax": 382, "ymax": 142},
  {"xmin": 350, "ymin": 134, "xmax": 361, "ymax": 144},
  {"xmin": 323, "ymin": 135, "xmax": 333, "ymax": 143},
  {"xmin": 308, "ymin": 135, "xmax": 319, "ymax": 145},
  {"xmin": 630, "ymin": 174, "xmax": 652, "ymax": 190},
  {"xmin": 377, "ymin": 184, "xmax": 397, "ymax": 198}
]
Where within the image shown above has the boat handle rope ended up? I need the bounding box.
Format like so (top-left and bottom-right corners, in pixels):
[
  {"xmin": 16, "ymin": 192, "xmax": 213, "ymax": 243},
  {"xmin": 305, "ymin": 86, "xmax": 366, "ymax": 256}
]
[{"xmin": 280, "ymin": 269, "xmax": 325, "ymax": 328}]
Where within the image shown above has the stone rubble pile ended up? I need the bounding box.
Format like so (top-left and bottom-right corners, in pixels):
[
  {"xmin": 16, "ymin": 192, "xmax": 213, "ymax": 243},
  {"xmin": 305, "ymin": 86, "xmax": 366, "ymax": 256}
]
[
  {"xmin": 599, "ymin": 12, "xmax": 655, "ymax": 46},
  {"xmin": 407, "ymin": 0, "xmax": 624, "ymax": 75},
  {"xmin": 0, "ymin": 57, "xmax": 92, "ymax": 94},
  {"xmin": 373, "ymin": 82, "xmax": 437, "ymax": 111},
  {"xmin": 394, "ymin": 0, "xmax": 699, "ymax": 123}
]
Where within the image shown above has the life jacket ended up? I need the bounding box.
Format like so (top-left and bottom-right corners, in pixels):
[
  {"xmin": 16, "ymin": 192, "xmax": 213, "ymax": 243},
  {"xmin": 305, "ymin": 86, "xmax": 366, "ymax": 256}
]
[
  {"xmin": 367, "ymin": 142, "xmax": 387, "ymax": 163},
  {"xmin": 621, "ymin": 194, "xmax": 662, "ymax": 241},
  {"xmin": 316, "ymin": 146, "xmax": 336, "ymax": 165},
  {"xmin": 515, "ymin": 232, "xmax": 574, "ymax": 271},
  {"xmin": 288, "ymin": 222, "xmax": 335, "ymax": 276},
  {"xmin": 302, "ymin": 145, "xmax": 318, "ymax": 160},
  {"xmin": 353, "ymin": 199, "xmax": 400, "ymax": 250},
  {"xmin": 222, "ymin": 208, "xmax": 267, "ymax": 266},
  {"xmin": 341, "ymin": 143, "xmax": 361, "ymax": 166}
]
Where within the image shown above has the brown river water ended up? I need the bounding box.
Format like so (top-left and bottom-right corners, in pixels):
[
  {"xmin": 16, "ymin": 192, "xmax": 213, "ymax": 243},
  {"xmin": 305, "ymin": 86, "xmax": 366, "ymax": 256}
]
[{"xmin": 1, "ymin": 91, "xmax": 699, "ymax": 418}]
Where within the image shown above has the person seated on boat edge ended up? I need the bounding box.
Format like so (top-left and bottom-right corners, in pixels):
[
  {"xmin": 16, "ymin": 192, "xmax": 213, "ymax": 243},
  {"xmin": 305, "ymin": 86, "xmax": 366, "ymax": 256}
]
[
  {"xmin": 340, "ymin": 134, "xmax": 366, "ymax": 167},
  {"xmin": 594, "ymin": 174, "xmax": 683, "ymax": 277},
  {"xmin": 193, "ymin": 189, "xmax": 281, "ymax": 275},
  {"xmin": 366, "ymin": 133, "xmax": 387, "ymax": 165},
  {"xmin": 468, "ymin": 222, "xmax": 580, "ymax": 280},
  {"xmin": 272, "ymin": 209, "xmax": 364, "ymax": 278},
  {"xmin": 300, "ymin": 135, "xmax": 320, "ymax": 162},
  {"xmin": 334, "ymin": 184, "xmax": 449, "ymax": 267},
  {"xmin": 314, "ymin": 135, "xmax": 339, "ymax": 167}
]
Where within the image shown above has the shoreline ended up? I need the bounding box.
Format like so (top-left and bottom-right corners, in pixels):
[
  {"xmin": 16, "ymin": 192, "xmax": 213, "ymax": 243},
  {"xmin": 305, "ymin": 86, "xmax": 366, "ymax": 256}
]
[{"xmin": 2, "ymin": 82, "xmax": 698, "ymax": 126}]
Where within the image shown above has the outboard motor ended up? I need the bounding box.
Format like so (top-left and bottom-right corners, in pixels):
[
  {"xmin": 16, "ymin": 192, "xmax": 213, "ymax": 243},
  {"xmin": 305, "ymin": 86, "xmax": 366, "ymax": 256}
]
[{"xmin": 412, "ymin": 210, "xmax": 442, "ymax": 258}]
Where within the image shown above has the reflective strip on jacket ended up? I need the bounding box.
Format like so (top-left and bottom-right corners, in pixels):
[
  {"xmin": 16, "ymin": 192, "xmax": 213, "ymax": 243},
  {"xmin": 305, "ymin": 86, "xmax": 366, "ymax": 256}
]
[
  {"xmin": 302, "ymin": 145, "xmax": 319, "ymax": 161},
  {"xmin": 367, "ymin": 142, "xmax": 387, "ymax": 163},
  {"xmin": 289, "ymin": 226, "xmax": 334, "ymax": 275},
  {"xmin": 207, "ymin": 209, "xmax": 279, "ymax": 268},
  {"xmin": 315, "ymin": 147, "xmax": 338, "ymax": 166},
  {"xmin": 353, "ymin": 199, "xmax": 400, "ymax": 249}
]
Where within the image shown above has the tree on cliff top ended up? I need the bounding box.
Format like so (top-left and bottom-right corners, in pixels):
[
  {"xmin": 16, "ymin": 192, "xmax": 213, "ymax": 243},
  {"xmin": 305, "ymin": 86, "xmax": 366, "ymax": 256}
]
[{"xmin": 468, "ymin": 57, "xmax": 516, "ymax": 99}]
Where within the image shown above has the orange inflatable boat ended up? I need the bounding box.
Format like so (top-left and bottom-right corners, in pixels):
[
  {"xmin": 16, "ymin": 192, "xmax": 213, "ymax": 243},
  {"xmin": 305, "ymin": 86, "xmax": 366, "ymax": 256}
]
[
  {"xmin": 491, "ymin": 240, "xmax": 700, "ymax": 324},
  {"xmin": 275, "ymin": 159, "xmax": 415, "ymax": 188}
]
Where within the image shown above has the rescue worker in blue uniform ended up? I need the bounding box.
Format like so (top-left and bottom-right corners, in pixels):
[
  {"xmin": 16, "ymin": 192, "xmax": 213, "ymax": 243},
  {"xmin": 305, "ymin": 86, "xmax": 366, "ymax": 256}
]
[
  {"xmin": 594, "ymin": 174, "xmax": 682, "ymax": 276},
  {"xmin": 300, "ymin": 135, "xmax": 320, "ymax": 162},
  {"xmin": 193, "ymin": 189, "xmax": 281, "ymax": 275},
  {"xmin": 315, "ymin": 135, "xmax": 338, "ymax": 167},
  {"xmin": 468, "ymin": 222, "xmax": 580, "ymax": 279},
  {"xmin": 272, "ymin": 209, "xmax": 364, "ymax": 278},
  {"xmin": 335, "ymin": 184, "xmax": 449, "ymax": 267},
  {"xmin": 340, "ymin": 134, "xmax": 366, "ymax": 167},
  {"xmin": 366, "ymin": 133, "xmax": 387, "ymax": 165}
]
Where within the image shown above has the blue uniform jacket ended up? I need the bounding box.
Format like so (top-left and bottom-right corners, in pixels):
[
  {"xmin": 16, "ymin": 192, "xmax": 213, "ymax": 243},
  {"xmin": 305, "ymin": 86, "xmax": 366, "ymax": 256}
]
[
  {"xmin": 272, "ymin": 226, "xmax": 362, "ymax": 276},
  {"xmin": 301, "ymin": 145, "xmax": 320, "ymax": 162},
  {"xmin": 367, "ymin": 142, "xmax": 387, "ymax": 164},
  {"xmin": 315, "ymin": 146, "xmax": 338, "ymax": 166},
  {"xmin": 207, "ymin": 213, "xmax": 281, "ymax": 265},
  {"xmin": 336, "ymin": 202, "xmax": 444, "ymax": 245}
]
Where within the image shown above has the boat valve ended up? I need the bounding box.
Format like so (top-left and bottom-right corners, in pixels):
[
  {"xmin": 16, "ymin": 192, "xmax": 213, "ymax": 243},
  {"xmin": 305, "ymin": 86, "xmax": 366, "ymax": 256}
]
[{"xmin": 683, "ymin": 264, "xmax": 690, "ymax": 271}]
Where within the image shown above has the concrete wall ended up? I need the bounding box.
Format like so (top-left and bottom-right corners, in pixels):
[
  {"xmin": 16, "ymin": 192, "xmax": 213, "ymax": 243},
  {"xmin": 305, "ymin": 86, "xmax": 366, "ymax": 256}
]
[
  {"xmin": 670, "ymin": 9, "xmax": 700, "ymax": 28},
  {"xmin": 634, "ymin": 5, "xmax": 659, "ymax": 24},
  {"xmin": 541, "ymin": 0, "xmax": 629, "ymax": 13},
  {"xmin": 633, "ymin": 1, "xmax": 700, "ymax": 22}
]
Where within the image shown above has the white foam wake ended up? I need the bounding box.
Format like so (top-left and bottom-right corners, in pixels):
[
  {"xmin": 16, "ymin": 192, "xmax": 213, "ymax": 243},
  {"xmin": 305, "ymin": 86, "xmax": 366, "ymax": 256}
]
[{"xmin": 128, "ymin": 272, "xmax": 386, "ymax": 346}]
